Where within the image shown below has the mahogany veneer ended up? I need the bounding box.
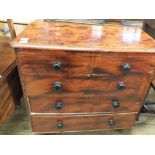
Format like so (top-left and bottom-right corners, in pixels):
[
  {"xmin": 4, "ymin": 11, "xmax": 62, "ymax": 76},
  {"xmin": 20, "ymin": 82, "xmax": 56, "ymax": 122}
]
[{"xmin": 12, "ymin": 20, "xmax": 155, "ymax": 133}]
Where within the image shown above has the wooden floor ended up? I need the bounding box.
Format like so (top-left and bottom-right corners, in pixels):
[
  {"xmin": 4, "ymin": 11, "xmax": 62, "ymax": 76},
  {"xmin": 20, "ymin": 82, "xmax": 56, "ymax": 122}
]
[{"xmin": 0, "ymin": 87, "xmax": 154, "ymax": 135}]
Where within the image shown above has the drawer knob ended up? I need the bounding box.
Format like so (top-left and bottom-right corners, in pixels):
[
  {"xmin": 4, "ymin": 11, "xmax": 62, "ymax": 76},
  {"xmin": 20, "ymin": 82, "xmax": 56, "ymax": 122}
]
[
  {"xmin": 52, "ymin": 61, "xmax": 61, "ymax": 71},
  {"xmin": 55, "ymin": 101, "xmax": 63, "ymax": 110},
  {"xmin": 122, "ymin": 63, "xmax": 131, "ymax": 71},
  {"xmin": 54, "ymin": 81, "xmax": 62, "ymax": 91},
  {"xmin": 56, "ymin": 120, "xmax": 63, "ymax": 128},
  {"xmin": 117, "ymin": 82, "xmax": 125, "ymax": 90},
  {"xmin": 112, "ymin": 100, "xmax": 120, "ymax": 108},
  {"xmin": 108, "ymin": 119, "xmax": 116, "ymax": 126}
]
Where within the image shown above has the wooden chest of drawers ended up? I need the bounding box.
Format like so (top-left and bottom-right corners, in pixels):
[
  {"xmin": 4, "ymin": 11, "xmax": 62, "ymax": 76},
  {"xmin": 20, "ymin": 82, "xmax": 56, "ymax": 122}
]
[
  {"xmin": 12, "ymin": 20, "xmax": 155, "ymax": 133},
  {"xmin": 0, "ymin": 37, "xmax": 22, "ymax": 123}
]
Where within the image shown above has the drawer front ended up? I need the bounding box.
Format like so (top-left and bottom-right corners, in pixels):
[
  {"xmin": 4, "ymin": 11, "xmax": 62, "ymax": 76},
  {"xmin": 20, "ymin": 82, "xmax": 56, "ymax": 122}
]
[
  {"xmin": 93, "ymin": 55, "xmax": 155, "ymax": 75},
  {"xmin": 31, "ymin": 113, "xmax": 137, "ymax": 133},
  {"xmin": 23, "ymin": 74, "xmax": 150, "ymax": 97},
  {"xmin": 18, "ymin": 51, "xmax": 92, "ymax": 76},
  {"xmin": 29, "ymin": 95, "xmax": 142, "ymax": 113}
]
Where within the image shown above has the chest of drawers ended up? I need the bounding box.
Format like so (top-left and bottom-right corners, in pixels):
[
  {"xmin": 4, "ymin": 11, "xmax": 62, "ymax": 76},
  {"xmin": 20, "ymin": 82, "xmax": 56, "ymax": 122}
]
[{"xmin": 12, "ymin": 20, "xmax": 155, "ymax": 133}]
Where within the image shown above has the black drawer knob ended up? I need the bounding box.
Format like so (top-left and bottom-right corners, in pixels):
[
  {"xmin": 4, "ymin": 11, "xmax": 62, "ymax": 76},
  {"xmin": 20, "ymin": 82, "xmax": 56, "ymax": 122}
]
[
  {"xmin": 52, "ymin": 61, "xmax": 61, "ymax": 71},
  {"xmin": 117, "ymin": 82, "xmax": 125, "ymax": 90},
  {"xmin": 53, "ymin": 81, "xmax": 62, "ymax": 91},
  {"xmin": 56, "ymin": 120, "xmax": 63, "ymax": 128},
  {"xmin": 122, "ymin": 63, "xmax": 131, "ymax": 71},
  {"xmin": 112, "ymin": 100, "xmax": 120, "ymax": 108},
  {"xmin": 108, "ymin": 119, "xmax": 116, "ymax": 126},
  {"xmin": 55, "ymin": 101, "xmax": 63, "ymax": 110}
]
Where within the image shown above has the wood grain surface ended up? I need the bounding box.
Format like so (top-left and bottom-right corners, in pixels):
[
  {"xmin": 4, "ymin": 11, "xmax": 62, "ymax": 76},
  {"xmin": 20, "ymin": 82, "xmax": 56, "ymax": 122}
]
[
  {"xmin": 29, "ymin": 95, "xmax": 143, "ymax": 114},
  {"xmin": 23, "ymin": 74, "xmax": 151, "ymax": 97},
  {"xmin": 0, "ymin": 37, "xmax": 15, "ymax": 77},
  {"xmin": 17, "ymin": 50, "xmax": 155, "ymax": 76},
  {"xmin": 0, "ymin": 37, "xmax": 22, "ymax": 124},
  {"xmin": 31, "ymin": 113, "xmax": 137, "ymax": 133},
  {"xmin": 12, "ymin": 20, "xmax": 155, "ymax": 52},
  {"xmin": 17, "ymin": 50, "xmax": 92, "ymax": 76}
]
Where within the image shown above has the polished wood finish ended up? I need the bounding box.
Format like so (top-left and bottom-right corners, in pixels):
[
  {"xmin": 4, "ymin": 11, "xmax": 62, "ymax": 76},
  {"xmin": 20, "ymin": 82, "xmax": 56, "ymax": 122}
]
[
  {"xmin": 17, "ymin": 50, "xmax": 92, "ymax": 76},
  {"xmin": 23, "ymin": 74, "xmax": 150, "ymax": 97},
  {"xmin": 0, "ymin": 37, "xmax": 22, "ymax": 123},
  {"xmin": 17, "ymin": 50, "xmax": 155, "ymax": 76},
  {"xmin": 0, "ymin": 37, "xmax": 15, "ymax": 76},
  {"xmin": 31, "ymin": 113, "xmax": 137, "ymax": 133},
  {"xmin": 29, "ymin": 96, "xmax": 142, "ymax": 113},
  {"xmin": 12, "ymin": 20, "xmax": 155, "ymax": 52},
  {"xmin": 12, "ymin": 20, "xmax": 155, "ymax": 133}
]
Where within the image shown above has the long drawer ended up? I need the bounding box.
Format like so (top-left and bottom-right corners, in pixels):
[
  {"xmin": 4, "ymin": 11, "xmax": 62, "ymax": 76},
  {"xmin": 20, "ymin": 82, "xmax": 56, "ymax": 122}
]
[
  {"xmin": 23, "ymin": 74, "xmax": 150, "ymax": 97},
  {"xmin": 18, "ymin": 50, "xmax": 92, "ymax": 76},
  {"xmin": 29, "ymin": 95, "xmax": 143, "ymax": 113},
  {"xmin": 31, "ymin": 113, "xmax": 137, "ymax": 133}
]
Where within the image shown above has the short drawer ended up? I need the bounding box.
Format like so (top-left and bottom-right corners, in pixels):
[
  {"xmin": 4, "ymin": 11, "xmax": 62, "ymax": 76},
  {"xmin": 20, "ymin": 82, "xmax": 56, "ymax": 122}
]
[
  {"xmin": 93, "ymin": 54, "xmax": 155, "ymax": 75},
  {"xmin": 18, "ymin": 50, "xmax": 92, "ymax": 76},
  {"xmin": 29, "ymin": 95, "xmax": 142, "ymax": 113},
  {"xmin": 23, "ymin": 74, "xmax": 150, "ymax": 97},
  {"xmin": 31, "ymin": 113, "xmax": 137, "ymax": 133}
]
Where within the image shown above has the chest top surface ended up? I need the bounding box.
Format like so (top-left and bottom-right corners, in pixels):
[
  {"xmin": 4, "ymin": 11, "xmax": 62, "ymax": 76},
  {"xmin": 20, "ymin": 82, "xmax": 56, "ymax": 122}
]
[{"xmin": 12, "ymin": 20, "xmax": 155, "ymax": 53}]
